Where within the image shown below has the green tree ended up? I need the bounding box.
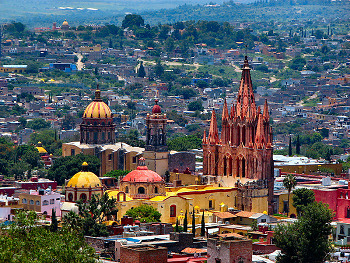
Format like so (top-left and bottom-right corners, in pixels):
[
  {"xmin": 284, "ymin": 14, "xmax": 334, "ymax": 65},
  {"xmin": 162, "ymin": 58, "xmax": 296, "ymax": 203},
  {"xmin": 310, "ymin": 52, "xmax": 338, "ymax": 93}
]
[
  {"xmin": 288, "ymin": 136, "xmax": 292, "ymax": 156},
  {"xmin": 104, "ymin": 169, "xmax": 130, "ymax": 180},
  {"xmin": 50, "ymin": 209, "xmax": 58, "ymax": 232},
  {"xmin": 167, "ymin": 134, "xmax": 202, "ymax": 151},
  {"xmin": 175, "ymin": 218, "xmax": 179, "ymax": 232},
  {"xmin": 0, "ymin": 210, "xmax": 96, "ymax": 263},
  {"xmin": 283, "ymin": 174, "xmax": 296, "ymax": 217},
  {"xmin": 27, "ymin": 118, "xmax": 51, "ymax": 130},
  {"xmin": 188, "ymin": 100, "xmax": 204, "ymax": 111},
  {"xmin": 183, "ymin": 210, "xmax": 188, "ymax": 232},
  {"xmin": 29, "ymin": 129, "xmax": 62, "ymax": 156},
  {"xmin": 138, "ymin": 61, "xmax": 146, "ymax": 78},
  {"xmin": 72, "ymin": 193, "xmax": 117, "ymax": 237},
  {"xmin": 154, "ymin": 60, "xmax": 164, "ymax": 78},
  {"xmin": 125, "ymin": 204, "xmax": 161, "ymax": 223},
  {"xmin": 122, "ymin": 14, "xmax": 144, "ymax": 28},
  {"xmin": 201, "ymin": 211, "xmax": 205, "ymax": 237},
  {"xmin": 274, "ymin": 202, "xmax": 333, "ymax": 263},
  {"xmin": 290, "ymin": 56, "xmax": 306, "ymax": 71},
  {"xmin": 292, "ymin": 188, "xmax": 315, "ymax": 216},
  {"xmin": 192, "ymin": 208, "xmax": 196, "ymax": 235},
  {"xmin": 251, "ymin": 219, "xmax": 258, "ymax": 231},
  {"xmin": 48, "ymin": 155, "xmax": 100, "ymax": 185}
]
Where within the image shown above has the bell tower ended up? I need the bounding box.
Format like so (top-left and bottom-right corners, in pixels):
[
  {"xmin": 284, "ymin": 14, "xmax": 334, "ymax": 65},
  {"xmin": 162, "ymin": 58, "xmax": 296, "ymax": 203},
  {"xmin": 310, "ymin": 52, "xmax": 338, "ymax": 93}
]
[{"xmin": 143, "ymin": 100, "xmax": 169, "ymax": 176}]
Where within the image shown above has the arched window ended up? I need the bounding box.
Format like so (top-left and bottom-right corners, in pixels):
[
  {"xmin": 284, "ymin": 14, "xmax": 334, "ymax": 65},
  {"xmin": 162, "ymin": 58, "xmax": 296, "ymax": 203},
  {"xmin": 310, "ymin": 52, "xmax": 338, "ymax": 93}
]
[
  {"xmin": 237, "ymin": 126, "xmax": 241, "ymax": 145},
  {"xmin": 68, "ymin": 193, "xmax": 73, "ymax": 201},
  {"xmin": 125, "ymin": 186, "xmax": 129, "ymax": 193},
  {"xmin": 42, "ymin": 200, "xmax": 49, "ymax": 206},
  {"xmin": 80, "ymin": 193, "xmax": 87, "ymax": 201},
  {"xmin": 22, "ymin": 198, "xmax": 27, "ymax": 204},
  {"xmin": 102, "ymin": 132, "xmax": 105, "ymax": 140},
  {"xmin": 242, "ymin": 158, "xmax": 246, "ymax": 178},
  {"xmin": 102, "ymin": 122, "xmax": 105, "ymax": 126},
  {"xmin": 170, "ymin": 205, "xmax": 176, "ymax": 217},
  {"xmin": 242, "ymin": 126, "xmax": 246, "ymax": 146},
  {"xmin": 228, "ymin": 156, "xmax": 233, "ymax": 176},
  {"xmin": 138, "ymin": 187, "xmax": 145, "ymax": 194},
  {"xmin": 30, "ymin": 200, "xmax": 34, "ymax": 205},
  {"xmin": 155, "ymin": 187, "xmax": 158, "ymax": 194},
  {"xmin": 108, "ymin": 132, "xmax": 111, "ymax": 139},
  {"xmin": 223, "ymin": 156, "xmax": 227, "ymax": 176},
  {"xmin": 94, "ymin": 132, "xmax": 98, "ymax": 141},
  {"xmin": 35, "ymin": 201, "xmax": 40, "ymax": 206}
]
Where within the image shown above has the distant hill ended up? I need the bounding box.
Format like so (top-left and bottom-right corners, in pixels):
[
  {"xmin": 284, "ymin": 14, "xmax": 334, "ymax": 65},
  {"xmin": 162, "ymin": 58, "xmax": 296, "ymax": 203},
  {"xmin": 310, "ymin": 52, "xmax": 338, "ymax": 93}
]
[{"xmin": 0, "ymin": 0, "xmax": 348, "ymax": 27}]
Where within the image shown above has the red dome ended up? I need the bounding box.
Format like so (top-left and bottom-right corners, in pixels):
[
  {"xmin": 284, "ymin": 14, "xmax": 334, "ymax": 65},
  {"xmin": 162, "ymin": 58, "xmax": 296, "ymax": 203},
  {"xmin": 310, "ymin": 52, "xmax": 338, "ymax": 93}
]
[
  {"xmin": 152, "ymin": 99, "xmax": 161, "ymax": 114},
  {"xmin": 121, "ymin": 166, "xmax": 163, "ymax": 183}
]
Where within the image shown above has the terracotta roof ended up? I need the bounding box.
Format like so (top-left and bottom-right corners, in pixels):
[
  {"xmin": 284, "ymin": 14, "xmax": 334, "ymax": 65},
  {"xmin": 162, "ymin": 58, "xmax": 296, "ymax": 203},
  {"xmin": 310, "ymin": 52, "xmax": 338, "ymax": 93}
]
[
  {"xmin": 235, "ymin": 211, "xmax": 257, "ymax": 218},
  {"xmin": 121, "ymin": 166, "xmax": 163, "ymax": 183},
  {"xmin": 181, "ymin": 247, "xmax": 207, "ymax": 254},
  {"xmin": 213, "ymin": 212, "xmax": 237, "ymax": 219}
]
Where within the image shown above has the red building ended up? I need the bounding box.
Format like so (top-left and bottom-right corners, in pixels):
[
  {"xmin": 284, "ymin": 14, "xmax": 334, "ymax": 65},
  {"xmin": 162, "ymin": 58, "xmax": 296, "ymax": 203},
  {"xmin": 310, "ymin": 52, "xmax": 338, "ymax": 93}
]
[{"xmin": 202, "ymin": 56, "xmax": 274, "ymax": 212}]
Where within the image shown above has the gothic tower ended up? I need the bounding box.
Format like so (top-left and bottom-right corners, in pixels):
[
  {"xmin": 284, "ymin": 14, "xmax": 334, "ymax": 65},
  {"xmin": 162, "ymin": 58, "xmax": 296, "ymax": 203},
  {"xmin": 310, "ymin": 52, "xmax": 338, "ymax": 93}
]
[
  {"xmin": 143, "ymin": 100, "xmax": 169, "ymax": 176},
  {"xmin": 80, "ymin": 88, "xmax": 116, "ymax": 145},
  {"xmin": 203, "ymin": 56, "xmax": 274, "ymax": 213}
]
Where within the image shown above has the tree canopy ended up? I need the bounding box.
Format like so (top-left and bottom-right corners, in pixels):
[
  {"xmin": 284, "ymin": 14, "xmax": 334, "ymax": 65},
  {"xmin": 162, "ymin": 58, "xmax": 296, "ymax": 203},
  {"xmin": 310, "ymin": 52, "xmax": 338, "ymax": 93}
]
[
  {"xmin": 292, "ymin": 188, "xmax": 315, "ymax": 216},
  {"xmin": 274, "ymin": 202, "xmax": 333, "ymax": 263},
  {"xmin": 125, "ymin": 204, "xmax": 161, "ymax": 223},
  {"xmin": 122, "ymin": 14, "xmax": 144, "ymax": 28},
  {"xmin": 47, "ymin": 154, "xmax": 100, "ymax": 185},
  {"xmin": 167, "ymin": 134, "xmax": 202, "ymax": 151},
  {"xmin": 0, "ymin": 210, "xmax": 96, "ymax": 263}
]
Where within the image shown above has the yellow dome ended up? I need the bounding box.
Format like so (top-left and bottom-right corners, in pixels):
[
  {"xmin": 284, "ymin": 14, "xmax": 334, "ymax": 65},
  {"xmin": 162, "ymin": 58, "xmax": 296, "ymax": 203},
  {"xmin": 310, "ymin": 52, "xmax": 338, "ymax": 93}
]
[
  {"xmin": 67, "ymin": 163, "xmax": 102, "ymax": 188},
  {"xmin": 62, "ymin": 20, "xmax": 69, "ymax": 26},
  {"xmin": 36, "ymin": 147, "xmax": 47, "ymax": 154},
  {"xmin": 83, "ymin": 90, "xmax": 112, "ymax": 119},
  {"xmin": 35, "ymin": 142, "xmax": 47, "ymax": 154}
]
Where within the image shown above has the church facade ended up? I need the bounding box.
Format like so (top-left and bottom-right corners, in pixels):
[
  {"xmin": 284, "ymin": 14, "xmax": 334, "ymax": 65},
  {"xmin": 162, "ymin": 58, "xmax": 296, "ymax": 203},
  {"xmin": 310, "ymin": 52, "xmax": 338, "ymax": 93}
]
[{"xmin": 203, "ymin": 56, "xmax": 274, "ymax": 213}]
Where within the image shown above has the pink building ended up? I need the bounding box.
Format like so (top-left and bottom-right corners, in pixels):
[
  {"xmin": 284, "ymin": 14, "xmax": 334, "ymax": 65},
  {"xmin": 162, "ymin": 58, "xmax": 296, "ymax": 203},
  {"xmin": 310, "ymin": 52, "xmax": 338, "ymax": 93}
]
[{"xmin": 19, "ymin": 189, "xmax": 61, "ymax": 217}]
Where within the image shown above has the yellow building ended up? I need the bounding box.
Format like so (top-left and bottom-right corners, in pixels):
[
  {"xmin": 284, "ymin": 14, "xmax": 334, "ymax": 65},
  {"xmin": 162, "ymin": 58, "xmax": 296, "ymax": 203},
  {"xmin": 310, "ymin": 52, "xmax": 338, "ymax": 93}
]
[
  {"xmin": 0, "ymin": 65, "xmax": 27, "ymax": 73},
  {"xmin": 275, "ymin": 191, "xmax": 297, "ymax": 217},
  {"xmin": 65, "ymin": 162, "xmax": 103, "ymax": 202}
]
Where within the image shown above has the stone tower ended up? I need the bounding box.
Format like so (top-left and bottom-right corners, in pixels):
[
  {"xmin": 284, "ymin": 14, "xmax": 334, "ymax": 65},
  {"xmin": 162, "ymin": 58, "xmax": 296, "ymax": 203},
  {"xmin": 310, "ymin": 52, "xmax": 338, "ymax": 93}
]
[
  {"xmin": 143, "ymin": 100, "xmax": 169, "ymax": 176},
  {"xmin": 202, "ymin": 56, "xmax": 274, "ymax": 213},
  {"xmin": 80, "ymin": 88, "xmax": 116, "ymax": 145}
]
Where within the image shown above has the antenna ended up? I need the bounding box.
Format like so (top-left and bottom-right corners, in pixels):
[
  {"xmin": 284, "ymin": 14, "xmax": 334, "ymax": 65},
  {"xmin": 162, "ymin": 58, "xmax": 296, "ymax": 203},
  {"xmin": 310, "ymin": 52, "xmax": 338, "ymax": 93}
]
[{"xmin": 245, "ymin": 44, "xmax": 248, "ymax": 57}]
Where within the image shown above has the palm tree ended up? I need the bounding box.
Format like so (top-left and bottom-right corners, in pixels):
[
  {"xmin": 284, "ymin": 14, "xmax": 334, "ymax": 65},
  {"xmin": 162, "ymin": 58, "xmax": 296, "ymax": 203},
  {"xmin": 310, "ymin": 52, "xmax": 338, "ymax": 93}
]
[{"xmin": 283, "ymin": 174, "xmax": 297, "ymax": 217}]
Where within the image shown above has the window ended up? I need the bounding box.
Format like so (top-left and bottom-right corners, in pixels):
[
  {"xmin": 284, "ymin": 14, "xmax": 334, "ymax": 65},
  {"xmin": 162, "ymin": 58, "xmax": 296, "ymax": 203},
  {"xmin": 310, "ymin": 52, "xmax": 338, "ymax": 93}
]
[
  {"xmin": 155, "ymin": 187, "xmax": 158, "ymax": 194},
  {"xmin": 22, "ymin": 198, "xmax": 27, "ymax": 204},
  {"xmin": 340, "ymin": 225, "xmax": 345, "ymax": 235},
  {"xmin": 108, "ymin": 154, "xmax": 112, "ymax": 161},
  {"xmin": 261, "ymin": 218, "xmax": 266, "ymax": 223},
  {"xmin": 68, "ymin": 193, "xmax": 73, "ymax": 202},
  {"xmin": 209, "ymin": 200, "xmax": 213, "ymax": 209},
  {"xmin": 71, "ymin": 149, "xmax": 75, "ymax": 156},
  {"xmin": 30, "ymin": 200, "xmax": 34, "ymax": 205},
  {"xmin": 50, "ymin": 199, "xmax": 54, "ymax": 204},
  {"xmin": 132, "ymin": 156, "xmax": 137, "ymax": 163},
  {"xmin": 43, "ymin": 200, "xmax": 49, "ymax": 206},
  {"xmin": 94, "ymin": 132, "xmax": 98, "ymax": 141},
  {"xmin": 138, "ymin": 187, "xmax": 145, "ymax": 194},
  {"xmin": 35, "ymin": 201, "xmax": 40, "ymax": 206},
  {"xmin": 125, "ymin": 186, "xmax": 129, "ymax": 193},
  {"xmin": 170, "ymin": 205, "xmax": 176, "ymax": 217},
  {"xmin": 80, "ymin": 193, "xmax": 87, "ymax": 201}
]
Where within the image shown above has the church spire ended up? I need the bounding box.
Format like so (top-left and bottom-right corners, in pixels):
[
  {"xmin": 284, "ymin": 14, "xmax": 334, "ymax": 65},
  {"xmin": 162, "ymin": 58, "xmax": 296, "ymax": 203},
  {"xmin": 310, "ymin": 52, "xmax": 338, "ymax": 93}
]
[
  {"xmin": 263, "ymin": 99, "xmax": 269, "ymax": 121},
  {"xmin": 202, "ymin": 130, "xmax": 207, "ymax": 144},
  {"xmin": 208, "ymin": 109, "xmax": 219, "ymax": 144},
  {"xmin": 236, "ymin": 56, "xmax": 256, "ymax": 118},
  {"xmin": 255, "ymin": 113, "xmax": 265, "ymax": 148},
  {"xmin": 222, "ymin": 99, "xmax": 229, "ymax": 122}
]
